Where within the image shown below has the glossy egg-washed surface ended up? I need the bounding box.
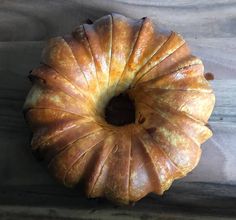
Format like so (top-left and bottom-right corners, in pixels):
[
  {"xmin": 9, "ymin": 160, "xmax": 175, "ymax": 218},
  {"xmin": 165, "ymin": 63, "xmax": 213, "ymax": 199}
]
[{"xmin": 23, "ymin": 13, "xmax": 215, "ymax": 204}]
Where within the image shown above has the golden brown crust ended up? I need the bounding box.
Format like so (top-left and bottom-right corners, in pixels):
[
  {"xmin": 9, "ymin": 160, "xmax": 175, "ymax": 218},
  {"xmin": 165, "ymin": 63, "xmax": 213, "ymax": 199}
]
[{"xmin": 23, "ymin": 13, "xmax": 215, "ymax": 204}]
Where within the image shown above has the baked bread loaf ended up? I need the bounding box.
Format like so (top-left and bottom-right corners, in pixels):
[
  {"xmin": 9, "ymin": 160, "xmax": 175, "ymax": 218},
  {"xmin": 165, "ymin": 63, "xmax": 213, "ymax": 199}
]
[{"xmin": 23, "ymin": 13, "xmax": 215, "ymax": 204}]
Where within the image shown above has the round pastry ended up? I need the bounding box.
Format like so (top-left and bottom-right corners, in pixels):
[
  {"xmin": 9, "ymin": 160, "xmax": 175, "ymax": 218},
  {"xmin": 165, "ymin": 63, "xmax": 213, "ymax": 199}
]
[{"xmin": 23, "ymin": 13, "xmax": 215, "ymax": 204}]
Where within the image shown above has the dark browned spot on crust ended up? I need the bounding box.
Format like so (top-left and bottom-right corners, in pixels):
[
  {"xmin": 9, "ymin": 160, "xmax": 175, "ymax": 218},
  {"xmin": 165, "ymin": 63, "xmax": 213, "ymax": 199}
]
[
  {"xmin": 146, "ymin": 127, "xmax": 156, "ymax": 136},
  {"xmin": 28, "ymin": 75, "xmax": 46, "ymax": 85},
  {"xmin": 138, "ymin": 113, "xmax": 146, "ymax": 124}
]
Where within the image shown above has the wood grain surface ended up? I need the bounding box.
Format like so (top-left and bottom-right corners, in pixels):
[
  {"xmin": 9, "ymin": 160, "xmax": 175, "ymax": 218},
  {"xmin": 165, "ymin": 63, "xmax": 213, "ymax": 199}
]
[{"xmin": 0, "ymin": 0, "xmax": 236, "ymax": 219}]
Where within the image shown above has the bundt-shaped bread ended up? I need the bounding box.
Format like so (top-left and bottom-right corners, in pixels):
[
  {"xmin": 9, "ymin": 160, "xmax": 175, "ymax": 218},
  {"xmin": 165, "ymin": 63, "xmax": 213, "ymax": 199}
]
[{"xmin": 23, "ymin": 13, "xmax": 215, "ymax": 204}]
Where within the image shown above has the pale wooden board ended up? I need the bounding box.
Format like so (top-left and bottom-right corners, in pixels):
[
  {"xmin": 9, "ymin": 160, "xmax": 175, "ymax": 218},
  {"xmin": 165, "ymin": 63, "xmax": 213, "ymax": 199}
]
[
  {"xmin": 0, "ymin": 0, "xmax": 236, "ymax": 219},
  {"xmin": 1, "ymin": 0, "xmax": 236, "ymax": 40},
  {"xmin": 0, "ymin": 183, "xmax": 236, "ymax": 219}
]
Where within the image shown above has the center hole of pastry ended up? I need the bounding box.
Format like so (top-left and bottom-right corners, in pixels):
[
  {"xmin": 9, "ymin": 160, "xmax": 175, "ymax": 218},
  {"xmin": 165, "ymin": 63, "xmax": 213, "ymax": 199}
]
[{"xmin": 104, "ymin": 93, "xmax": 135, "ymax": 126}]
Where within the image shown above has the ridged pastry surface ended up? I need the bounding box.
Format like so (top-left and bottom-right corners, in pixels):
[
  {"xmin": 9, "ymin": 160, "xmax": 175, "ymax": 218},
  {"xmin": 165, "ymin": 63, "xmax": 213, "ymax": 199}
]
[{"xmin": 23, "ymin": 13, "xmax": 215, "ymax": 204}]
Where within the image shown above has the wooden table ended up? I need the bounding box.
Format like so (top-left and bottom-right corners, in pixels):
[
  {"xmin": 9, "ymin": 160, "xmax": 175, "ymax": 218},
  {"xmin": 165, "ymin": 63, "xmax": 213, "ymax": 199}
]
[{"xmin": 1, "ymin": 0, "xmax": 236, "ymax": 219}]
